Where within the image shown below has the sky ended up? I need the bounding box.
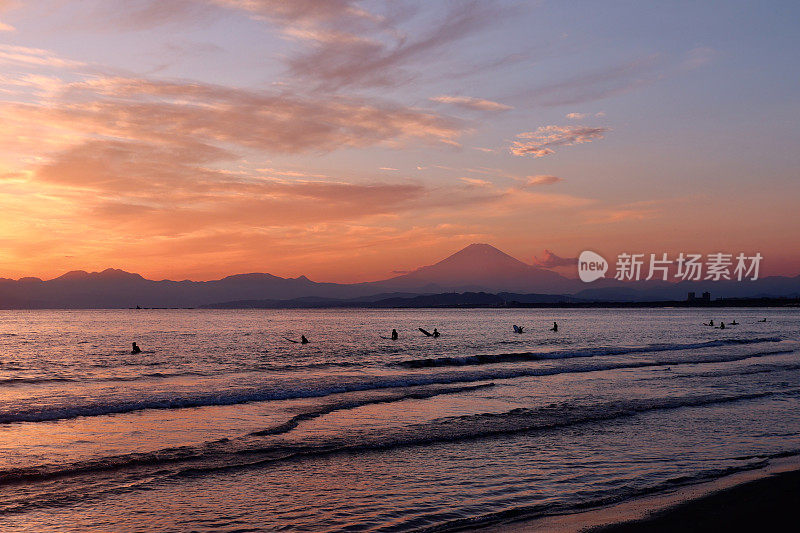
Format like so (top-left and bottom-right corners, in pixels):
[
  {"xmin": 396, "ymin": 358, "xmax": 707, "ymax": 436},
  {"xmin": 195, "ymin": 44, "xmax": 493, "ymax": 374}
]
[{"xmin": 0, "ymin": 0, "xmax": 798, "ymax": 282}]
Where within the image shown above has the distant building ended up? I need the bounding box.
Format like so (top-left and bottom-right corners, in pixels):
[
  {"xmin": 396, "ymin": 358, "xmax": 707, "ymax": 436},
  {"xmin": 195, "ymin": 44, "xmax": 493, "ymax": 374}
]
[{"xmin": 687, "ymin": 291, "xmax": 711, "ymax": 304}]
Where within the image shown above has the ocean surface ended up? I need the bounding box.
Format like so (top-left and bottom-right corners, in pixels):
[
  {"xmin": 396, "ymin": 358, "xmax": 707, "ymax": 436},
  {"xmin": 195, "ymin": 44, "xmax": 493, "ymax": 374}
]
[{"xmin": 1, "ymin": 308, "xmax": 799, "ymax": 532}]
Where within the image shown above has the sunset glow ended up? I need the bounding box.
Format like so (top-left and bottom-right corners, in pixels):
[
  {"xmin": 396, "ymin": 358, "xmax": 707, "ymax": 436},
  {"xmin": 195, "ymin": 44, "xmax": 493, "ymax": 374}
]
[{"xmin": 0, "ymin": 1, "xmax": 798, "ymax": 282}]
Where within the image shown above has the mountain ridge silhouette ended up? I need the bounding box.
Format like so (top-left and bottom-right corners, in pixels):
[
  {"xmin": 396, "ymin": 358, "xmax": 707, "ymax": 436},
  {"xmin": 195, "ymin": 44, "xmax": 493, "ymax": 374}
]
[{"xmin": 1, "ymin": 244, "xmax": 798, "ymax": 308}]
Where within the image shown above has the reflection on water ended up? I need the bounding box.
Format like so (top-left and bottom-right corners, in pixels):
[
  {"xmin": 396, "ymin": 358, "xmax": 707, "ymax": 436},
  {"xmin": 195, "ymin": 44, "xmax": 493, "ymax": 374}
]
[{"xmin": 0, "ymin": 308, "xmax": 798, "ymax": 531}]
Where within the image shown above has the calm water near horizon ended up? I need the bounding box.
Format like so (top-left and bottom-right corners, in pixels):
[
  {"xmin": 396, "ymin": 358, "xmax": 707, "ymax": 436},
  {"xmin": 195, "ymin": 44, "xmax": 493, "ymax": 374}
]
[{"xmin": 1, "ymin": 308, "xmax": 799, "ymax": 531}]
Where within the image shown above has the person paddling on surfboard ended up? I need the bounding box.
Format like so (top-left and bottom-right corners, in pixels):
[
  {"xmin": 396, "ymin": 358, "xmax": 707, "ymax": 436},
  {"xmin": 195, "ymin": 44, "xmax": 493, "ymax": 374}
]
[
  {"xmin": 131, "ymin": 342, "xmax": 141, "ymax": 354},
  {"xmin": 391, "ymin": 329, "xmax": 398, "ymax": 340},
  {"xmin": 550, "ymin": 322, "xmax": 558, "ymax": 332}
]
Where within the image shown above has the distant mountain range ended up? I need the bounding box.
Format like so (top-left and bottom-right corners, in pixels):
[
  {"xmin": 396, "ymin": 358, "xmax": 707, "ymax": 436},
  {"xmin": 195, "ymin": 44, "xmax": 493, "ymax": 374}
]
[{"xmin": 1, "ymin": 243, "xmax": 798, "ymax": 308}]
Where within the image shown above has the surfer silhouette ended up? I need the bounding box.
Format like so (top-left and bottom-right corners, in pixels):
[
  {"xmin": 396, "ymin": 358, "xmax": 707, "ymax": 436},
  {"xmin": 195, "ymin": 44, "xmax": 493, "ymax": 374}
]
[
  {"xmin": 432, "ymin": 328, "xmax": 440, "ymax": 338},
  {"xmin": 391, "ymin": 329, "xmax": 398, "ymax": 340},
  {"xmin": 131, "ymin": 342, "xmax": 141, "ymax": 354},
  {"xmin": 550, "ymin": 322, "xmax": 558, "ymax": 332},
  {"xmin": 301, "ymin": 335, "xmax": 309, "ymax": 344}
]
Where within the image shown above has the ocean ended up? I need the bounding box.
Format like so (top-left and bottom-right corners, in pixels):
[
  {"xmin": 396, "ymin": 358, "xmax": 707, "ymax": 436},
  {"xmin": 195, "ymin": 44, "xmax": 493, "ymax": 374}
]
[{"xmin": 1, "ymin": 308, "xmax": 798, "ymax": 531}]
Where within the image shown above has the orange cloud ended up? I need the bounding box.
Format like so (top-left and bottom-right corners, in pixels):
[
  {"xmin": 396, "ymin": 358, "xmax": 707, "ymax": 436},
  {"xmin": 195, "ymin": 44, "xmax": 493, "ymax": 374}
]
[
  {"xmin": 458, "ymin": 177, "xmax": 493, "ymax": 187},
  {"xmin": 0, "ymin": 73, "xmax": 466, "ymax": 160},
  {"xmin": 0, "ymin": 0, "xmax": 15, "ymax": 31},
  {"xmin": 33, "ymin": 139, "xmax": 431, "ymax": 229}
]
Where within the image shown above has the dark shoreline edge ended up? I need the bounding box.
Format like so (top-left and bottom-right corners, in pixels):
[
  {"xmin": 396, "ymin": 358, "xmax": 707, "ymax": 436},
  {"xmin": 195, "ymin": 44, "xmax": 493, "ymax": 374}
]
[
  {"xmin": 200, "ymin": 294, "xmax": 800, "ymax": 309},
  {"xmin": 589, "ymin": 467, "xmax": 800, "ymax": 532},
  {"xmin": 4, "ymin": 300, "xmax": 799, "ymax": 309},
  {"xmin": 474, "ymin": 457, "xmax": 800, "ymax": 533}
]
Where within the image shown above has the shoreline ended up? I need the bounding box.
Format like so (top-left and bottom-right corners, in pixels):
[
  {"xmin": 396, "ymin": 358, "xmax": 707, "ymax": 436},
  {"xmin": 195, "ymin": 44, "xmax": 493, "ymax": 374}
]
[{"xmin": 476, "ymin": 454, "xmax": 800, "ymax": 532}]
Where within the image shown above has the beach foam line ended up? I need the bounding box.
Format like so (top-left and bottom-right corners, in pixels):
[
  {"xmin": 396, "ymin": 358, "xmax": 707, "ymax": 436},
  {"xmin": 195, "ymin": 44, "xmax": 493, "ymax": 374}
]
[
  {"xmin": 0, "ymin": 388, "xmax": 797, "ymax": 514},
  {"xmin": 0, "ymin": 347, "xmax": 793, "ymax": 425},
  {"xmin": 0, "ymin": 371, "xmax": 209, "ymax": 387},
  {"xmin": 395, "ymin": 337, "xmax": 784, "ymax": 369},
  {"xmin": 249, "ymin": 382, "xmax": 495, "ymax": 437},
  {"xmin": 174, "ymin": 389, "xmax": 800, "ymax": 481},
  {"xmin": 0, "ymin": 377, "xmax": 77, "ymax": 385},
  {"xmin": 0, "ymin": 382, "xmax": 494, "ymax": 489}
]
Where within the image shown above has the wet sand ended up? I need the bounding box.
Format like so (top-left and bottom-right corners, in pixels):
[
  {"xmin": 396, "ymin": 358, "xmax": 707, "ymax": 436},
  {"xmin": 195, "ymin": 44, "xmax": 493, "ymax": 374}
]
[
  {"xmin": 478, "ymin": 456, "xmax": 800, "ymax": 532},
  {"xmin": 592, "ymin": 467, "xmax": 800, "ymax": 532}
]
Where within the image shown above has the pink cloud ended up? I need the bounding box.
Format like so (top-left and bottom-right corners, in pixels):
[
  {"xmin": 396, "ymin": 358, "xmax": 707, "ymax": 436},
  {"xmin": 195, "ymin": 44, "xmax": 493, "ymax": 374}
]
[
  {"xmin": 430, "ymin": 95, "xmax": 512, "ymax": 111},
  {"xmin": 0, "ymin": 44, "xmax": 84, "ymax": 68},
  {"xmin": 510, "ymin": 125, "xmax": 609, "ymax": 157},
  {"xmin": 516, "ymin": 56, "xmax": 662, "ymax": 107},
  {"xmin": 525, "ymin": 175, "xmax": 563, "ymax": 186},
  {"xmin": 280, "ymin": 2, "xmax": 506, "ymax": 89},
  {"xmin": 532, "ymin": 249, "xmax": 578, "ymax": 268},
  {"xmin": 459, "ymin": 177, "xmax": 493, "ymax": 187}
]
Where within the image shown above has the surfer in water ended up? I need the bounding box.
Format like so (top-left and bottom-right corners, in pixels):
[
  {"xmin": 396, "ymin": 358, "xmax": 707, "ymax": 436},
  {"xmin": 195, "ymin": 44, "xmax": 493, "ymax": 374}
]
[
  {"xmin": 550, "ymin": 322, "xmax": 558, "ymax": 332},
  {"xmin": 391, "ymin": 329, "xmax": 398, "ymax": 340},
  {"xmin": 131, "ymin": 342, "xmax": 141, "ymax": 354},
  {"xmin": 432, "ymin": 328, "xmax": 440, "ymax": 338},
  {"xmin": 730, "ymin": 320, "xmax": 739, "ymax": 325},
  {"xmin": 301, "ymin": 335, "xmax": 309, "ymax": 344},
  {"xmin": 513, "ymin": 325, "xmax": 524, "ymax": 333},
  {"xmin": 759, "ymin": 318, "xmax": 767, "ymax": 322},
  {"xmin": 718, "ymin": 322, "xmax": 725, "ymax": 330}
]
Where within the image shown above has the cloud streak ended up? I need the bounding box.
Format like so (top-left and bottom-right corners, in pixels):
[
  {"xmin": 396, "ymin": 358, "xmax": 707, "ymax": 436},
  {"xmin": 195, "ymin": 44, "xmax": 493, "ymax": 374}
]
[
  {"xmin": 2, "ymin": 74, "xmax": 466, "ymax": 157},
  {"xmin": 524, "ymin": 175, "xmax": 563, "ymax": 186},
  {"xmin": 509, "ymin": 125, "xmax": 609, "ymax": 157},
  {"xmin": 430, "ymin": 95, "xmax": 512, "ymax": 111},
  {"xmin": 281, "ymin": 2, "xmax": 505, "ymax": 90}
]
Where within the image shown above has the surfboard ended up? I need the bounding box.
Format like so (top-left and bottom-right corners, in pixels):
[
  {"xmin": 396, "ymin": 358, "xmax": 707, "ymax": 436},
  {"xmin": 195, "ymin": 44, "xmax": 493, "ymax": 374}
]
[{"xmin": 419, "ymin": 328, "xmax": 432, "ymax": 337}]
